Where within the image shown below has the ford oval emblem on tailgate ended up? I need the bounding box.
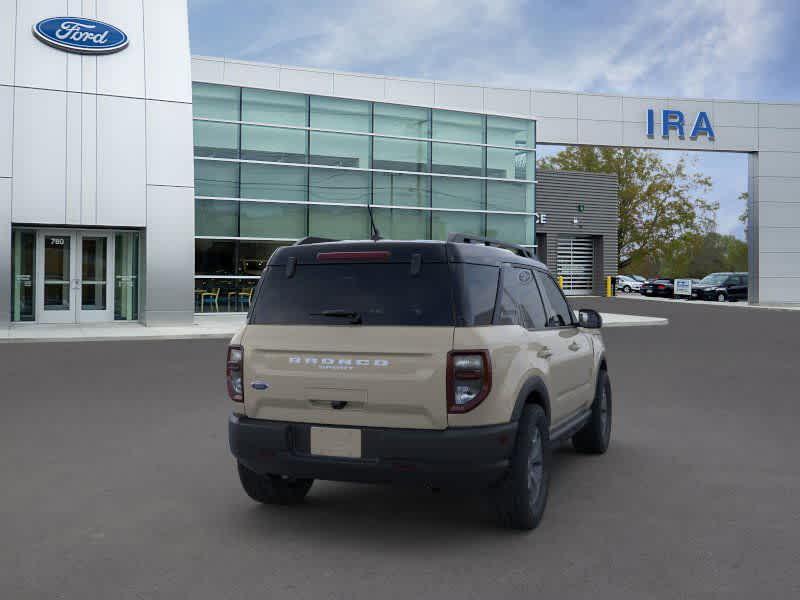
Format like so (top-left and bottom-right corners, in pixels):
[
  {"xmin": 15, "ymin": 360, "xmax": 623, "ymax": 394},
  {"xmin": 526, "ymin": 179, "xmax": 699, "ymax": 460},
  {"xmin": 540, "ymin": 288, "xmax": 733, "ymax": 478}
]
[{"xmin": 251, "ymin": 381, "xmax": 269, "ymax": 390}]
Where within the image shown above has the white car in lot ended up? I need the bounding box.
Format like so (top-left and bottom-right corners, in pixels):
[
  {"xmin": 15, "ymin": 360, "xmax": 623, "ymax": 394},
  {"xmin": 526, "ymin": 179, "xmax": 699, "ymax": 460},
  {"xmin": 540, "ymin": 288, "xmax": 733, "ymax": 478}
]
[{"xmin": 616, "ymin": 275, "xmax": 643, "ymax": 293}]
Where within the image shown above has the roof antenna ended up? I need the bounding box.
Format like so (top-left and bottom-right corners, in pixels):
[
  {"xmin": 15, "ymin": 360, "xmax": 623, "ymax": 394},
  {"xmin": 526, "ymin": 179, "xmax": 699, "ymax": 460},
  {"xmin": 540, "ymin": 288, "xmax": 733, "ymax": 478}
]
[{"xmin": 367, "ymin": 204, "xmax": 383, "ymax": 242}]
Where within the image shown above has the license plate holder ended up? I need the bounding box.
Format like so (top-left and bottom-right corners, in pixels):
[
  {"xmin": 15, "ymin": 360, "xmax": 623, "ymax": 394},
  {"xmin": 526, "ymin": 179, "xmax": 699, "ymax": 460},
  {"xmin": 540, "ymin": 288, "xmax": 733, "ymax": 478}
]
[{"xmin": 310, "ymin": 426, "xmax": 362, "ymax": 458}]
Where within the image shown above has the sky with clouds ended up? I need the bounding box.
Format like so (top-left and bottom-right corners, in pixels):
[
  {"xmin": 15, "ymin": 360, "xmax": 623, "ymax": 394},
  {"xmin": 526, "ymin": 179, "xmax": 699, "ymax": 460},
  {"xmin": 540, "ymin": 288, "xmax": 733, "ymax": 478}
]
[{"xmin": 188, "ymin": 0, "xmax": 800, "ymax": 239}]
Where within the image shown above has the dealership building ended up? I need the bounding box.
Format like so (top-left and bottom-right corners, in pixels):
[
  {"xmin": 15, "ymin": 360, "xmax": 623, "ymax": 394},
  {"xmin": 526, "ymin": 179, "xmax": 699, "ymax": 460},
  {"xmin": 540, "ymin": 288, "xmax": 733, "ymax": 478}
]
[{"xmin": 2, "ymin": 2, "xmax": 800, "ymax": 327}]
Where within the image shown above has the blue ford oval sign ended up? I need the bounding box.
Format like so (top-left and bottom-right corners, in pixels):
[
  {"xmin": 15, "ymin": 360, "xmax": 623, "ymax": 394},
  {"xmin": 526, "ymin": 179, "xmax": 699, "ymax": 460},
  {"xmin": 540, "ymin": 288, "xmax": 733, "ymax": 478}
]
[{"xmin": 33, "ymin": 17, "xmax": 128, "ymax": 55}]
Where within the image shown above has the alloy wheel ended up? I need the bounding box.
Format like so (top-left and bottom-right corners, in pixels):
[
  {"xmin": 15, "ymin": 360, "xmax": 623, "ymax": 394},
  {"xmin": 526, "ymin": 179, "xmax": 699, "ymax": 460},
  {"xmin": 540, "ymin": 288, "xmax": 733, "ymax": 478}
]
[
  {"xmin": 528, "ymin": 429, "xmax": 544, "ymax": 504},
  {"xmin": 599, "ymin": 385, "xmax": 610, "ymax": 439}
]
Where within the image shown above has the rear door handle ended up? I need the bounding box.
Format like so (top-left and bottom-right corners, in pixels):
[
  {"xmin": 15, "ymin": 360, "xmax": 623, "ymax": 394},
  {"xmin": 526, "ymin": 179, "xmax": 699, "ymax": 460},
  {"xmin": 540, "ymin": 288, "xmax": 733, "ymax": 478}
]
[
  {"xmin": 537, "ymin": 347, "xmax": 553, "ymax": 359},
  {"xmin": 568, "ymin": 341, "xmax": 580, "ymax": 352}
]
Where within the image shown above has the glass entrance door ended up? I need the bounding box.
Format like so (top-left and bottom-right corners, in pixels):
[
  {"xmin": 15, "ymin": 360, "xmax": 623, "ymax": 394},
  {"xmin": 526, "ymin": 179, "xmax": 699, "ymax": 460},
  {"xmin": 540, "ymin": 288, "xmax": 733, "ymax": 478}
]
[
  {"xmin": 37, "ymin": 232, "xmax": 75, "ymax": 323},
  {"xmin": 35, "ymin": 231, "xmax": 114, "ymax": 323},
  {"xmin": 78, "ymin": 232, "xmax": 114, "ymax": 322}
]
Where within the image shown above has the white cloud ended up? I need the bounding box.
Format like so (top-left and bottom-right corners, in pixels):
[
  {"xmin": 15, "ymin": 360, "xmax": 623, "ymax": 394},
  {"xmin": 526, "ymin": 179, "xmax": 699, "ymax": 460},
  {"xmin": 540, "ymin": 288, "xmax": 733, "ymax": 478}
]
[
  {"xmin": 239, "ymin": 0, "xmax": 519, "ymax": 75},
  {"xmin": 231, "ymin": 0, "xmax": 781, "ymax": 100}
]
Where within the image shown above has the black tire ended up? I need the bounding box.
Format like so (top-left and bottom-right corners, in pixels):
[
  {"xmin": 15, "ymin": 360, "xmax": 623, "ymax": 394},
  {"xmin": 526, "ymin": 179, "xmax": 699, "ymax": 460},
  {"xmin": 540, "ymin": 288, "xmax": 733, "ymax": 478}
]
[
  {"xmin": 623, "ymin": 285, "xmax": 632, "ymax": 293},
  {"xmin": 237, "ymin": 462, "xmax": 313, "ymax": 505},
  {"xmin": 572, "ymin": 370, "xmax": 612, "ymax": 454},
  {"xmin": 494, "ymin": 404, "xmax": 550, "ymax": 530}
]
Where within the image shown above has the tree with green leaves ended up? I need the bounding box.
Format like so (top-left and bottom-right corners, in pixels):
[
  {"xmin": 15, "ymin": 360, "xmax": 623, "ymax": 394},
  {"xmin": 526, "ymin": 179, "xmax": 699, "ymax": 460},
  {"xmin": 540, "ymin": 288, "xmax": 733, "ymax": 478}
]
[{"xmin": 538, "ymin": 146, "xmax": 718, "ymax": 272}]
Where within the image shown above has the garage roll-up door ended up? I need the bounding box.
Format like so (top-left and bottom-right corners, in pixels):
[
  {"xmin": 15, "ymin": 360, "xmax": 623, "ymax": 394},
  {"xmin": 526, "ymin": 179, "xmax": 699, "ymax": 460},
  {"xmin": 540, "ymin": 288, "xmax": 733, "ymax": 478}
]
[{"xmin": 557, "ymin": 236, "xmax": 594, "ymax": 296}]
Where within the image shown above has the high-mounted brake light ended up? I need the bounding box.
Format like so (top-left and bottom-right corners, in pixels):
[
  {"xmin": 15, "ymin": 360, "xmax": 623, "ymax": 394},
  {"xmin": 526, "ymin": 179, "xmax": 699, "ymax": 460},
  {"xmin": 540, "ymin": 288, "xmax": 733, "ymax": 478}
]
[
  {"xmin": 316, "ymin": 251, "xmax": 391, "ymax": 262},
  {"xmin": 226, "ymin": 345, "xmax": 244, "ymax": 402},
  {"xmin": 447, "ymin": 350, "xmax": 492, "ymax": 413}
]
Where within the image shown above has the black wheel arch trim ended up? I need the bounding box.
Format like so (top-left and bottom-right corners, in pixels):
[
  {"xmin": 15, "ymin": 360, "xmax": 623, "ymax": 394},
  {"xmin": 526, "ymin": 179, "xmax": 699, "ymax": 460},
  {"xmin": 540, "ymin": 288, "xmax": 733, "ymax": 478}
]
[{"xmin": 511, "ymin": 376, "xmax": 551, "ymax": 423}]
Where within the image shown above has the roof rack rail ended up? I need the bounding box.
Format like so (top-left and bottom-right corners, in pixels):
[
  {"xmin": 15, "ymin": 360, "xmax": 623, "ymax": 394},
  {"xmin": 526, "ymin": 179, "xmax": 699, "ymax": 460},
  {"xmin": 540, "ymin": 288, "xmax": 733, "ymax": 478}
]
[
  {"xmin": 447, "ymin": 233, "xmax": 533, "ymax": 259},
  {"xmin": 293, "ymin": 236, "xmax": 338, "ymax": 246}
]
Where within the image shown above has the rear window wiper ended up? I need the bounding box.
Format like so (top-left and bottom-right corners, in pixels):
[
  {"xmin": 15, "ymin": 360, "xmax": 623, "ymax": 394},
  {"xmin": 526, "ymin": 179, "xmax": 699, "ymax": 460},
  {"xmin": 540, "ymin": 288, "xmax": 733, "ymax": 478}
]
[{"xmin": 310, "ymin": 309, "xmax": 362, "ymax": 324}]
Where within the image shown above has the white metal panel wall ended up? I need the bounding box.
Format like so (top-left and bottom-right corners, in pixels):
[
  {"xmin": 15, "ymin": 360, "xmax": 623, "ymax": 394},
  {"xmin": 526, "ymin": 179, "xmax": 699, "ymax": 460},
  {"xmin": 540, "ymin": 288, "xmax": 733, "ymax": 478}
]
[
  {"xmin": 7, "ymin": 0, "xmax": 194, "ymax": 227},
  {"xmin": 65, "ymin": 92, "xmax": 82, "ymax": 223},
  {"xmin": 145, "ymin": 185, "xmax": 194, "ymax": 325},
  {"xmin": 142, "ymin": 0, "xmax": 192, "ymax": 103},
  {"xmin": 0, "ymin": 0, "xmax": 15, "ymax": 86},
  {"xmin": 14, "ymin": 0, "xmax": 69, "ymax": 90},
  {"xmin": 96, "ymin": 95, "xmax": 147, "ymax": 226},
  {"xmin": 0, "ymin": 85, "xmax": 12, "ymax": 178},
  {"xmin": 80, "ymin": 92, "xmax": 98, "ymax": 224},
  {"xmin": 752, "ymin": 149, "xmax": 800, "ymax": 304},
  {"xmin": 96, "ymin": 0, "xmax": 146, "ymax": 98},
  {"xmin": 146, "ymin": 100, "xmax": 194, "ymax": 187},
  {"xmin": 11, "ymin": 87, "xmax": 67, "ymax": 224}
]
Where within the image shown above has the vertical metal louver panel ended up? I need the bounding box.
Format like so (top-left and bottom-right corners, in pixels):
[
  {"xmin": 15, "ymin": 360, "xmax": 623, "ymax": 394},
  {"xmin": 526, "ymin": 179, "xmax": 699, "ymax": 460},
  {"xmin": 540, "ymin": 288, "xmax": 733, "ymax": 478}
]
[{"xmin": 557, "ymin": 236, "xmax": 594, "ymax": 295}]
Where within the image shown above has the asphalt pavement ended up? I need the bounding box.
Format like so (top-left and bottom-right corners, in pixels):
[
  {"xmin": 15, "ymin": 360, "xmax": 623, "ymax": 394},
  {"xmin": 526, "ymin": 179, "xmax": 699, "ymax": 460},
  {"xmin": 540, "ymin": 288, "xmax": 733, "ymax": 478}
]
[{"xmin": 1, "ymin": 298, "xmax": 799, "ymax": 599}]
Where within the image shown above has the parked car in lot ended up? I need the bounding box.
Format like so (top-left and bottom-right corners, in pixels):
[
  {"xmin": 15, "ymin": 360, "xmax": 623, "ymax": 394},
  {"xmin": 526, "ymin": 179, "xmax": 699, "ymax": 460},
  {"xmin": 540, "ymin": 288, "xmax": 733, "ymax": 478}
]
[
  {"xmin": 640, "ymin": 279, "xmax": 674, "ymax": 298},
  {"xmin": 691, "ymin": 272, "xmax": 748, "ymax": 302},
  {"xmin": 616, "ymin": 274, "xmax": 643, "ymax": 293},
  {"xmin": 227, "ymin": 233, "xmax": 611, "ymax": 531}
]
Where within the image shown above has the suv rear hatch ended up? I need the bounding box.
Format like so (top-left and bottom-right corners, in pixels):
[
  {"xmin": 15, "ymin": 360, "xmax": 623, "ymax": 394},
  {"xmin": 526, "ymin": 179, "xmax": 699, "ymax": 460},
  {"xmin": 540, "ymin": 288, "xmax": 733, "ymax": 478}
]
[{"xmin": 242, "ymin": 244, "xmax": 455, "ymax": 430}]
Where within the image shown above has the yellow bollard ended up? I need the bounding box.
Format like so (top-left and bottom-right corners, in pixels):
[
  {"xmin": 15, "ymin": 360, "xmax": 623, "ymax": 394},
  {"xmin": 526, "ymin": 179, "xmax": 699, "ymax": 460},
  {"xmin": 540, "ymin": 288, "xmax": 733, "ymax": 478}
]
[
  {"xmin": 557, "ymin": 275, "xmax": 564, "ymax": 289},
  {"xmin": 606, "ymin": 276, "xmax": 612, "ymax": 297}
]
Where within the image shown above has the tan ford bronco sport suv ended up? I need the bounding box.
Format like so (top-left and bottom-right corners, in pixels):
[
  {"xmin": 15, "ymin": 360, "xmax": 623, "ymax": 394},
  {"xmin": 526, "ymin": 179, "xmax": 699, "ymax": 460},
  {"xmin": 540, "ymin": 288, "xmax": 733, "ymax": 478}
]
[{"xmin": 227, "ymin": 233, "xmax": 611, "ymax": 530}]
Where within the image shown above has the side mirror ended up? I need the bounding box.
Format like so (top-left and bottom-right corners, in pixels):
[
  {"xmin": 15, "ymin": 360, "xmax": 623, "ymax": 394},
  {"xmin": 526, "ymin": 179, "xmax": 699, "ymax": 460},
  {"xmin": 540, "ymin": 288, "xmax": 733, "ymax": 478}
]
[{"xmin": 578, "ymin": 308, "xmax": 602, "ymax": 329}]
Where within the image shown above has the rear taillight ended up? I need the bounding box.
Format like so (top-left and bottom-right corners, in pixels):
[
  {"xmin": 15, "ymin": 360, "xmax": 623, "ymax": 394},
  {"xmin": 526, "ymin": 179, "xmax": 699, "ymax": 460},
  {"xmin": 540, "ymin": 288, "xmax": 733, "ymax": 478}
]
[
  {"xmin": 447, "ymin": 351, "xmax": 492, "ymax": 413},
  {"xmin": 226, "ymin": 345, "xmax": 244, "ymax": 402},
  {"xmin": 657, "ymin": 284, "xmax": 665, "ymax": 290}
]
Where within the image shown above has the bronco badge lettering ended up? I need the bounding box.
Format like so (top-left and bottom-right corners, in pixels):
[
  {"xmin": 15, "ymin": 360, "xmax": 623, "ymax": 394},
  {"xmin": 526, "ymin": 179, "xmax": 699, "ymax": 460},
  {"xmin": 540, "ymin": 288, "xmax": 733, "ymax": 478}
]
[{"xmin": 289, "ymin": 356, "xmax": 390, "ymax": 370}]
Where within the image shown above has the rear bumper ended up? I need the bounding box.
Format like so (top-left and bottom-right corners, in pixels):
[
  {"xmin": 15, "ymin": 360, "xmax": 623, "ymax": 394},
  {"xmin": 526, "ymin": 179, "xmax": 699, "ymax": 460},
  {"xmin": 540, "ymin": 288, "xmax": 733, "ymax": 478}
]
[
  {"xmin": 692, "ymin": 289, "xmax": 719, "ymax": 300},
  {"xmin": 229, "ymin": 414, "xmax": 517, "ymax": 487}
]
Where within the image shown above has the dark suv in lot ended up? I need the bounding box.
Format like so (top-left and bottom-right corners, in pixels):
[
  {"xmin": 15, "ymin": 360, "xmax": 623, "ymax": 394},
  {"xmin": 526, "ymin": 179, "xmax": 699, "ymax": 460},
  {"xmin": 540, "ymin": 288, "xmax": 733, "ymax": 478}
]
[
  {"xmin": 691, "ymin": 272, "xmax": 749, "ymax": 302},
  {"xmin": 640, "ymin": 279, "xmax": 674, "ymax": 298}
]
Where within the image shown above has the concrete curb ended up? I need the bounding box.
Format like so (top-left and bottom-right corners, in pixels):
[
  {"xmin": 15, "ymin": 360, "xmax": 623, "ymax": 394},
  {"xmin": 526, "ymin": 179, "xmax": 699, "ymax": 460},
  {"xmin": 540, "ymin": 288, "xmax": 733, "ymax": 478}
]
[
  {"xmin": 601, "ymin": 316, "xmax": 669, "ymax": 328},
  {"xmin": 0, "ymin": 331, "xmax": 237, "ymax": 344},
  {"xmin": 617, "ymin": 294, "xmax": 800, "ymax": 312},
  {"xmin": 575, "ymin": 310, "xmax": 669, "ymax": 328}
]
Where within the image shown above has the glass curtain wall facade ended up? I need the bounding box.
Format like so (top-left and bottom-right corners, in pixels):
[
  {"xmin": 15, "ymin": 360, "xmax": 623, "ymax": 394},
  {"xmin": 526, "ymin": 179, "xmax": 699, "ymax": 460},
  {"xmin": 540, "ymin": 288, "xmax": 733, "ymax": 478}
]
[{"xmin": 192, "ymin": 82, "xmax": 536, "ymax": 312}]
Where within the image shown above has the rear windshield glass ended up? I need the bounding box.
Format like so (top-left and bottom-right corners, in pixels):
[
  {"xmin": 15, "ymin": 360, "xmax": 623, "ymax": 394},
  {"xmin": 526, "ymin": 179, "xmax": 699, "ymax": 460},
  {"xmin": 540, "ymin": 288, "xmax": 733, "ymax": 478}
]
[{"xmin": 250, "ymin": 263, "xmax": 455, "ymax": 326}]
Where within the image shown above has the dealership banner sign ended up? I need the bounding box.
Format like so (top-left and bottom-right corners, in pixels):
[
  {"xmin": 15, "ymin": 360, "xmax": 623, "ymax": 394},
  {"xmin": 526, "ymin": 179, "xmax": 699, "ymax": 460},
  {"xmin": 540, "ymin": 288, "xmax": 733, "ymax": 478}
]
[
  {"xmin": 33, "ymin": 17, "xmax": 129, "ymax": 54},
  {"xmin": 674, "ymin": 279, "xmax": 693, "ymax": 296}
]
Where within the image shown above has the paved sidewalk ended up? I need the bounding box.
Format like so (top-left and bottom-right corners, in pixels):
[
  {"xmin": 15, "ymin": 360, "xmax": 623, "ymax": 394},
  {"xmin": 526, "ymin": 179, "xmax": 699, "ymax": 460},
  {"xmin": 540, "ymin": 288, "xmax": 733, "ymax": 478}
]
[
  {"xmin": 1, "ymin": 311, "xmax": 666, "ymax": 343},
  {"xmin": 617, "ymin": 293, "xmax": 800, "ymax": 311},
  {"xmin": 1, "ymin": 315, "xmax": 246, "ymax": 343}
]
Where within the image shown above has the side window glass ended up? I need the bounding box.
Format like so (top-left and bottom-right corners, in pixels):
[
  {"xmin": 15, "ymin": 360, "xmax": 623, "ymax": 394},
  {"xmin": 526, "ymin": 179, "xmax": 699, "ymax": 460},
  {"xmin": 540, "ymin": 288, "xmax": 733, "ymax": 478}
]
[
  {"xmin": 496, "ymin": 268, "xmax": 523, "ymax": 326},
  {"xmin": 535, "ymin": 271, "xmax": 574, "ymax": 327},
  {"xmin": 516, "ymin": 269, "xmax": 547, "ymax": 329},
  {"xmin": 495, "ymin": 267, "xmax": 547, "ymax": 329},
  {"xmin": 495, "ymin": 283, "xmax": 520, "ymax": 326}
]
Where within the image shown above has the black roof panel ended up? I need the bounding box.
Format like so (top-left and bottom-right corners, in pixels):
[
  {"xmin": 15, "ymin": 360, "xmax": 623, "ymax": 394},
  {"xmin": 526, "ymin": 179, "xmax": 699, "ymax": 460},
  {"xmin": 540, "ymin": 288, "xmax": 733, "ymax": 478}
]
[{"xmin": 268, "ymin": 238, "xmax": 548, "ymax": 270}]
